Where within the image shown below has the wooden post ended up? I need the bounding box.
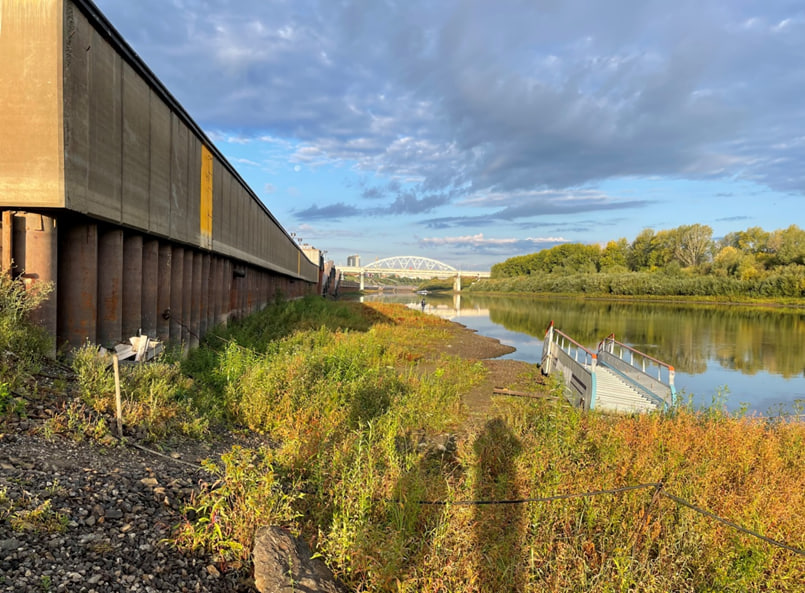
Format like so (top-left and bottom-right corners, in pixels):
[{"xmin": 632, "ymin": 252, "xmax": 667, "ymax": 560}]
[{"xmin": 112, "ymin": 353, "xmax": 123, "ymax": 440}]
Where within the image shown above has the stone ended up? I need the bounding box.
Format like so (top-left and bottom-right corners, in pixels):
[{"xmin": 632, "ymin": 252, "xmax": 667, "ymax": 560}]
[
  {"xmin": 252, "ymin": 526, "xmax": 343, "ymax": 593},
  {"xmin": 0, "ymin": 538, "xmax": 21, "ymax": 551},
  {"xmin": 206, "ymin": 564, "xmax": 220, "ymax": 578}
]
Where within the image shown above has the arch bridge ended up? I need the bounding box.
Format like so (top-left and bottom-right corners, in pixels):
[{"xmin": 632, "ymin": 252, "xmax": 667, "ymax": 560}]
[{"xmin": 339, "ymin": 256, "xmax": 490, "ymax": 291}]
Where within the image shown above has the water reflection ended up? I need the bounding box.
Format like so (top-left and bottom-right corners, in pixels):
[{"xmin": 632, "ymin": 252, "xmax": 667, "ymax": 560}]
[{"xmin": 359, "ymin": 293, "xmax": 805, "ymax": 413}]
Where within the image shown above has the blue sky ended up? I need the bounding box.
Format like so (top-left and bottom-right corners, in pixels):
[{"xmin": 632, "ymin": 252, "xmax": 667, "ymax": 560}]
[{"xmin": 94, "ymin": 0, "xmax": 804, "ymax": 270}]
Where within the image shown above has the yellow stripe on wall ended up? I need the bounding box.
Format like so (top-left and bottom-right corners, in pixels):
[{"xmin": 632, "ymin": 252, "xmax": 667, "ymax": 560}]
[{"xmin": 200, "ymin": 145, "xmax": 213, "ymax": 245}]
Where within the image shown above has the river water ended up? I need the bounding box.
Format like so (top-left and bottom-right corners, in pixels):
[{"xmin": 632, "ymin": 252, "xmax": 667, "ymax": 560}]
[{"xmin": 360, "ymin": 292, "xmax": 805, "ymax": 415}]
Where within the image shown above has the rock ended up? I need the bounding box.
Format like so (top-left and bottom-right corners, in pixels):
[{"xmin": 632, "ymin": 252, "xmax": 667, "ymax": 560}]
[
  {"xmin": 105, "ymin": 508, "xmax": 123, "ymax": 520},
  {"xmin": 206, "ymin": 564, "xmax": 221, "ymax": 578},
  {"xmin": 0, "ymin": 538, "xmax": 22, "ymax": 551},
  {"xmin": 252, "ymin": 526, "xmax": 343, "ymax": 593}
]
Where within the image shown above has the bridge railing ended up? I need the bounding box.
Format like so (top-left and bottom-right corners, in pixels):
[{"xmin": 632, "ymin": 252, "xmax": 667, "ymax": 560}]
[
  {"xmin": 542, "ymin": 322, "xmax": 598, "ymax": 410},
  {"xmin": 597, "ymin": 334, "xmax": 676, "ymax": 408}
]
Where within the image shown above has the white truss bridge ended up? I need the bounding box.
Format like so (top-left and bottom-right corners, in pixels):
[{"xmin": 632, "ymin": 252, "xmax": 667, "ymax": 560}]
[{"xmin": 339, "ymin": 256, "xmax": 490, "ymax": 291}]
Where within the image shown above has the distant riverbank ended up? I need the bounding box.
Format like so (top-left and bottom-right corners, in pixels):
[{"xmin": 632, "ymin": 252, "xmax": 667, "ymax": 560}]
[{"xmin": 468, "ymin": 270, "xmax": 805, "ymax": 303}]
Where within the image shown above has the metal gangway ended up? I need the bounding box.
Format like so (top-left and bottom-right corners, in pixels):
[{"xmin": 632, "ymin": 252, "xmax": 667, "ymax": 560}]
[{"xmin": 541, "ymin": 322, "xmax": 676, "ymax": 413}]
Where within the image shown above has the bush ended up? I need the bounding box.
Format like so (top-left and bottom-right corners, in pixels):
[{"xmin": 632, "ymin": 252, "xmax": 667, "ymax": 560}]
[
  {"xmin": 469, "ymin": 268, "xmax": 805, "ymax": 299},
  {"xmin": 0, "ymin": 275, "xmax": 53, "ymax": 385}
]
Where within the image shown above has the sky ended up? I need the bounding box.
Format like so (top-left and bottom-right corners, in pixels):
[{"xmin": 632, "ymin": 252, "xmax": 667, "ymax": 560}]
[{"xmin": 93, "ymin": 0, "xmax": 805, "ymax": 270}]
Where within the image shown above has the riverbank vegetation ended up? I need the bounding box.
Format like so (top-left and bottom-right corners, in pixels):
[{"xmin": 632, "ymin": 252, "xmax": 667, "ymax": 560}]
[
  {"xmin": 474, "ymin": 224, "xmax": 805, "ymax": 299},
  {"xmin": 2, "ymin": 282, "xmax": 803, "ymax": 591}
]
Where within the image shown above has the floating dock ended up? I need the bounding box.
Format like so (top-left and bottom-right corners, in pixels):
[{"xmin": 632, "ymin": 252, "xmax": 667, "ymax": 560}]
[{"xmin": 541, "ymin": 322, "xmax": 676, "ymax": 413}]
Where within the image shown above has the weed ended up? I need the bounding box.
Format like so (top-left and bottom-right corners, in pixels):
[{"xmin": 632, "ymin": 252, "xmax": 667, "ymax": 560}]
[
  {"xmin": 173, "ymin": 446, "xmax": 301, "ymax": 564},
  {"xmin": 0, "ymin": 275, "xmax": 53, "ymax": 386},
  {"xmin": 10, "ymin": 290, "xmax": 799, "ymax": 590},
  {"xmin": 10, "ymin": 499, "xmax": 68, "ymax": 534}
]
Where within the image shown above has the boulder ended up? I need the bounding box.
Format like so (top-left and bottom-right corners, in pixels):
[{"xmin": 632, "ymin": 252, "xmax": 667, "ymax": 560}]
[{"xmin": 253, "ymin": 526, "xmax": 343, "ymax": 593}]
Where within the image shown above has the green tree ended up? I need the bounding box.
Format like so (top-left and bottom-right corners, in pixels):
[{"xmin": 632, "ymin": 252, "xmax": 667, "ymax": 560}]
[
  {"xmin": 628, "ymin": 228, "xmax": 674, "ymax": 271},
  {"xmin": 600, "ymin": 239, "xmax": 629, "ymax": 271},
  {"xmin": 712, "ymin": 246, "xmax": 742, "ymax": 276},
  {"xmin": 731, "ymin": 226, "xmax": 770, "ymax": 254},
  {"xmin": 627, "ymin": 229, "xmax": 656, "ymax": 271},
  {"xmin": 534, "ymin": 243, "xmax": 600, "ymax": 274},
  {"xmin": 671, "ymin": 224, "xmax": 713, "ymax": 268},
  {"xmin": 767, "ymin": 225, "xmax": 805, "ymax": 266}
]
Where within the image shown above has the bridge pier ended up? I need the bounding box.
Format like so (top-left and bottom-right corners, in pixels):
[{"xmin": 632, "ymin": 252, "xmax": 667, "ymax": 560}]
[
  {"xmin": 359, "ymin": 271, "xmax": 365, "ymax": 291},
  {"xmin": 453, "ymin": 274, "xmax": 461, "ymax": 292}
]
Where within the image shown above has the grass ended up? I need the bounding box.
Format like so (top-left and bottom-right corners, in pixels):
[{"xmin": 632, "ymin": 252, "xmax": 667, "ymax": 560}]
[
  {"xmin": 169, "ymin": 298, "xmax": 805, "ymax": 591},
  {"xmin": 1, "ymin": 275, "xmax": 803, "ymax": 591},
  {"xmin": 0, "ymin": 274, "xmax": 52, "ymax": 390}
]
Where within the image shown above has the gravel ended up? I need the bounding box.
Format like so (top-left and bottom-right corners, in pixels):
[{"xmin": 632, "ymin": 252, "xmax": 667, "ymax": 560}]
[
  {"xmin": 0, "ymin": 431, "xmax": 252, "ymax": 592},
  {"xmin": 0, "ymin": 318, "xmax": 539, "ymax": 593}
]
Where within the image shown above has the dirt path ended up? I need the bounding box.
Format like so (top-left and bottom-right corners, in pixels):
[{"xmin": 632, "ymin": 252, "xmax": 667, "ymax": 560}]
[{"xmin": 440, "ymin": 321, "xmax": 548, "ymax": 420}]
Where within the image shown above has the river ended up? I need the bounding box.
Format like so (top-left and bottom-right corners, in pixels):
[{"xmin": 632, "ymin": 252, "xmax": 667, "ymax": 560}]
[{"xmin": 360, "ymin": 292, "xmax": 805, "ymax": 415}]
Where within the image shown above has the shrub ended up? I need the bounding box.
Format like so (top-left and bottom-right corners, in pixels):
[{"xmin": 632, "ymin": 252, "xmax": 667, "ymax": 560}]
[{"xmin": 0, "ymin": 275, "xmax": 53, "ymax": 384}]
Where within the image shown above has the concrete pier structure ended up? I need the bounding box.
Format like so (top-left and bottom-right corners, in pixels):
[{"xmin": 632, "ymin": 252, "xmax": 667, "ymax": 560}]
[{"xmin": 0, "ymin": 0, "xmax": 321, "ymax": 349}]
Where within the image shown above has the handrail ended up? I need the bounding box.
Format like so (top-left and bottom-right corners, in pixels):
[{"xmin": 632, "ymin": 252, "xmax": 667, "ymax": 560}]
[
  {"xmin": 598, "ymin": 333, "xmax": 676, "ymax": 407},
  {"xmin": 599, "ymin": 334, "xmax": 674, "ymax": 372},
  {"xmin": 545, "ymin": 321, "xmax": 597, "ymax": 368},
  {"xmin": 555, "ymin": 328, "xmax": 597, "ymax": 360}
]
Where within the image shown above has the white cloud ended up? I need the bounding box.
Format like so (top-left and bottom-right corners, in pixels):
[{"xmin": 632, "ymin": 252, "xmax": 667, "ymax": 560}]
[
  {"xmin": 95, "ymin": 0, "xmax": 805, "ymax": 219},
  {"xmin": 421, "ymin": 233, "xmax": 568, "ymax": 247}
]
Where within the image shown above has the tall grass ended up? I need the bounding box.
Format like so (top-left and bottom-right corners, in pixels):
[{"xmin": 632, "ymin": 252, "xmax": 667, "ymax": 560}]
[
  {"xmin": 49, "ymin": 293, "xmax": 805, "ymax": 589},
  {"xmin": 164, "ymin": 297, "xmax": 804, "ymax": 591},
  {"xmin": 0, "ymin": 274, "xmax": 53, "ymax": 387}
]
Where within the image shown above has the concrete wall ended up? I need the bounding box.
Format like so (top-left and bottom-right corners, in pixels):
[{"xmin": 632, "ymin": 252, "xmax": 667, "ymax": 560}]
[
  {"xmin": 0, "ymin": 0, "xmax": 65, "ymax": 208},
  {"xmin": 59, "ymin": 1, "xmax": 315, "ymax": 281},
  {"xmin": 1, "ymin": 0, "xmax": 317, "ymax": 284},
  {"xmin": 0, "ymin": 0, "xmax": 321, "ymax": 348}
]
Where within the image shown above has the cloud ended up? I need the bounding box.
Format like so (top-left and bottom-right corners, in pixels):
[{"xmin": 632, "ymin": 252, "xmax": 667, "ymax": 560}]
[
  {"xmin": 232, "ymin": 157, "xmax": 261, "ymax": 167},
  {"xmin": 96, "ymin": 0, "xmax": 805, "ymax": 199},
  {"xmin": 420, "ymin": 188, "xmax": 649, "ymax": 228},
  {"xmin": 361, "ymin": 186, "xmax": 385, "ymax": 200},
  {"xmin": 294, "ymin": 202, "xmax": 360, "ymax": 220},
  {"xmin": 385, "ymin": 191, "xmax": 452, "ymax": 215},
  {"xmin": 419, "ymin": 233, "xmax": 569, "ymax": 255}
]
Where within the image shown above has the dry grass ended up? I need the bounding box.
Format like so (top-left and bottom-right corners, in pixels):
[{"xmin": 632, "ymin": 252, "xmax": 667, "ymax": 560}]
[{"xmin": 49, "ymin": 296, "xmax": 804, "ymax": 590}]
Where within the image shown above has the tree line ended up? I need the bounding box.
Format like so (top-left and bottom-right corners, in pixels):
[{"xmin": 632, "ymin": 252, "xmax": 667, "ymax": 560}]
[{"xmin": 480, "ymin": 224, "xmax": 805, "ymax": 298}]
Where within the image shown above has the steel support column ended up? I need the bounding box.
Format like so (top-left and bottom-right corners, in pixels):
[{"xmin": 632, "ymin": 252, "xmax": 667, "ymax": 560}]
[
  {"xmin": 122, "ymin": 233, "xmax": 143, "ymax": 338},
  {"xmin": 191, "ymin": 251, "xmax": 202, "ymax": 349},
  {"xmin": 200, "ymin": 253, "xmax": 211, "ymax": 337},
  {"xmin": 97, "ymin": 228, "xmax": 124, "ymax": 347},
  {"xmin": 182, "ymin": 249, "xmax": 193, "ymax": 348},
  {"xmin": 1, "ymin": 211, "xmax": 13, "ymax": 276},
  {"xmin": 219, "ymin": 258, "xmax": 230, "ymax": 326},
  {"xmin": 169, "ymin": 246, "xmax": 184, "ymax": 343},
  {"xmin": 209, "ymin": 257, "xmax": 220, "ymax": 329},
  {"xmin": 141, "ymin": 239, "xmax": 159, "ymax": 338},
  {"xmin": 15, "ymin": 214, "xmax": 58, "ymax": 350},
  {"xmin": 157, "ymin": 244, "xmax": 172, "ymax": 341},
  {"xmin": 58, "ymin": 221, "xmax": 98, "ymax": 347}
]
